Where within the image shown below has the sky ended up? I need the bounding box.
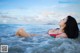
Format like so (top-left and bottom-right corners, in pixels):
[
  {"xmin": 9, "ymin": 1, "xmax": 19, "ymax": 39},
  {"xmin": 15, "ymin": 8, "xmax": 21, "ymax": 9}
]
[{"xmin": 0, "ymin": 0, "xmax": 80, "ymax": 24}]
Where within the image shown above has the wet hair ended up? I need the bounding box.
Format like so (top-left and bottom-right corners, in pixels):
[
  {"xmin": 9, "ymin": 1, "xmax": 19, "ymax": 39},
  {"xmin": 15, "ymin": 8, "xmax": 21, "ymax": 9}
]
[{"xmin": 64, "ymin": 16, "xmax": 79, "ymax": 39}]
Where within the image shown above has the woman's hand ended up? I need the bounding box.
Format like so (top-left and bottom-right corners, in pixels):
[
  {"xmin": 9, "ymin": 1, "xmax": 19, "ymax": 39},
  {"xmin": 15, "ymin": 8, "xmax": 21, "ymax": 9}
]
[{"xmin": 48, "ymin": 29, "xmax": 55, "ymax": 34}]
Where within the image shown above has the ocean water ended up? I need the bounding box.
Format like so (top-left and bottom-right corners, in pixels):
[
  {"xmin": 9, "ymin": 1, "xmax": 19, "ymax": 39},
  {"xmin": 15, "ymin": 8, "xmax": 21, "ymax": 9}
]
[{"xmin": 0, "ymin": 24, "xmax": 80, "ymax": 53}]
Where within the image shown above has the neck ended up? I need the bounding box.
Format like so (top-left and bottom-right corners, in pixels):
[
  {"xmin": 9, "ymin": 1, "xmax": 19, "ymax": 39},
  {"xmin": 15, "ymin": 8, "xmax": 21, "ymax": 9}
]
[{"xmin": 59, "ymin": 26, "xmax": 64, "ymax": 33}]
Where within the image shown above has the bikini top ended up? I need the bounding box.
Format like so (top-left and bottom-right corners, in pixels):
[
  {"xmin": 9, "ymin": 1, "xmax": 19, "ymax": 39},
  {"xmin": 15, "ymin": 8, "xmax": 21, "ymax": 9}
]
[{"xmin": 49, "ymin": 33, "xmax": 62, "ymax": 38}]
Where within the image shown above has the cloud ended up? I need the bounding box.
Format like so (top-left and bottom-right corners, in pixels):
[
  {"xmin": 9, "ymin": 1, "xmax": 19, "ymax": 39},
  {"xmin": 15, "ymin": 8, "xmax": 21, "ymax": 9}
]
[{"xmin": 0, "ymin": 3, "xmax": 80, "ymax": 24}]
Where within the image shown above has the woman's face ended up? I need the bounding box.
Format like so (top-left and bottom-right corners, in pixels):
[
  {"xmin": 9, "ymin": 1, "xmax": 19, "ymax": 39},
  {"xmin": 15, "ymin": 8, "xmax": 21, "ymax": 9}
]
[{"xmin": 59, "ymin": 17, "xmax": 68, "ymax": 27}]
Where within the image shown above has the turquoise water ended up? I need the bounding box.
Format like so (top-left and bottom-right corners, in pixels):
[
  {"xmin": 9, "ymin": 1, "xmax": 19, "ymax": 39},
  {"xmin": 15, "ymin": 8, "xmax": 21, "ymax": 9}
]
[{"xmin": 0, "ymin": 24, "xmax": 80, "ymax": 53}]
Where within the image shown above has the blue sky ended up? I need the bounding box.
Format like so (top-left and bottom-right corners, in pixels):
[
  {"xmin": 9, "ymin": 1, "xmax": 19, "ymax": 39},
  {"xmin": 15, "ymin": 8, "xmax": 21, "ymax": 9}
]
[
  {"xmin": 0, "ymin": 0, "xmax": 58, "ymax": 9},
  {"xmin": 0, "ymin": 0, "xmax": 80, "ymax": 24}
]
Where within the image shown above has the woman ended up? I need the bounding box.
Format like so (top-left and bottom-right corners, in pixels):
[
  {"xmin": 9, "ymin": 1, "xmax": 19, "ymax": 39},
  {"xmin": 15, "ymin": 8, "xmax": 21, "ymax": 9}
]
[{"xmin": 16, "ymin": 16, "xmax": 79, "ymax": 39}]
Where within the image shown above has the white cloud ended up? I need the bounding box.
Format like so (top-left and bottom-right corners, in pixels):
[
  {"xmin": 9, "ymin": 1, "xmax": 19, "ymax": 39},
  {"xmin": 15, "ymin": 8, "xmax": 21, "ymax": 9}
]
[{"xmin": 0, "ymin": 3, "xmax": 80, "ymax": 24}]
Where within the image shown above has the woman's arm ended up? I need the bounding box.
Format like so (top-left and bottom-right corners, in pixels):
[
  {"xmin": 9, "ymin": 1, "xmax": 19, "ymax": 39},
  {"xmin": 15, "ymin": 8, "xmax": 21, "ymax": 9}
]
[
  {"xmin": 48, "ymin": 28, "xmax": 60, "ymax": 34},
  {"xmin": 48, "ymin": 29, "xmax": 56, "ymax": 34}
]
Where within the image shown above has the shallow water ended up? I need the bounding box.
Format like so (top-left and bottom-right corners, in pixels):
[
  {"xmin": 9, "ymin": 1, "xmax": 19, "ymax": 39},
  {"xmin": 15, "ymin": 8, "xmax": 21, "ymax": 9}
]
[{"xmin": 0, "ymin": 24, "xmax": 80, "ymax": 53}]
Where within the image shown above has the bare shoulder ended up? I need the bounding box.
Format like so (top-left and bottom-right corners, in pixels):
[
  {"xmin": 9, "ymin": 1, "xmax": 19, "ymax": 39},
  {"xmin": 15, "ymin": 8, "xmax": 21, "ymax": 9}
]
[
  {"xmin": 61, "ymin": 33, "xmax": 68, "ymax": 38},
  {"xmin": 56, "ymin": 33, "xmax": 68, "ymax": 38}
]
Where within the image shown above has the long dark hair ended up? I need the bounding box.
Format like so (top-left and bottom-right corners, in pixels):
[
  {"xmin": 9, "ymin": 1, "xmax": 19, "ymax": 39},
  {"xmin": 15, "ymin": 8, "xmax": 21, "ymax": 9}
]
[{"xmin": 64, "ymin": 16, "xmax": 79, "ymax": 39}]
